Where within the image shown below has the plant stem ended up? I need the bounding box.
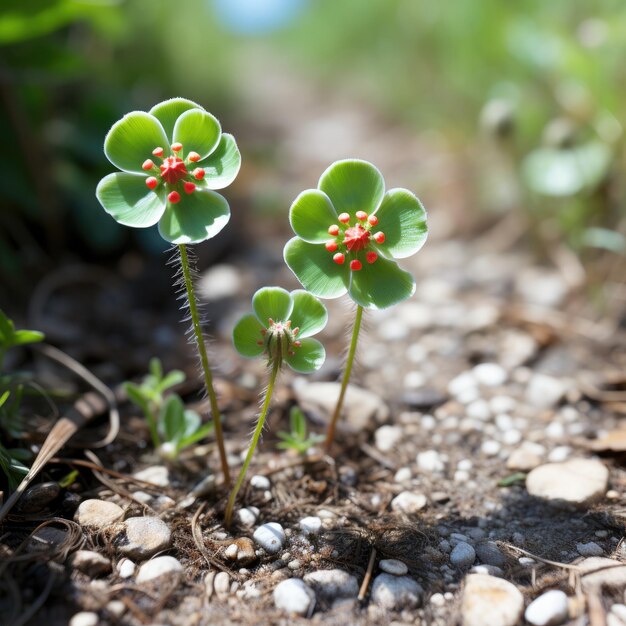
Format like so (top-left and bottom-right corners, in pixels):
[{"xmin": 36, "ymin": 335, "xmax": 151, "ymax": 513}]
[
  {"xmin": 224, "ymin": 358, "xmax": 280, "ymax": 528},
  {"xmin": 145, "ymin": 404, "xmax": 160, "ymax": 450},
  {"xmin": 324, "ymin": 304, "xmax": 364, "ymax": 450},
  {"xmin": 178, "ymin": 244, "xmax": 230, "ymax": 485}
]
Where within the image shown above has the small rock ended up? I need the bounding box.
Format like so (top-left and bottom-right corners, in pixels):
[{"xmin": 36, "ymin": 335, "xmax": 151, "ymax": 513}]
[
  {"xmin": 448, "ymin": 372, "xmax": 477, "ymax": 399},
  {"xmin": 224, "ymin": 544, "xmax": 238, "ymax": 560},
  {"xmin": 117, "ymin": 516, "xmax": 171, "ymax": 559},
  {"xmin": 472, "ymin": 363, "xmax": 507, "ymax": 387},
  {"xmin": 507, "ymin": 443, "xmax": 544, "ymax": 471},
  {"xmin": 250, "ymin": 475, "xmax": 270, "ymax": 490},
  {"xmin": 133, "ymin": 465, "xmax": 170, "ymax": 487},
  {"xmin": 402, "ymin": 388, "xmax": 447, "ymax": 410},
  {"xmin": 136, "ymin": 556, "xmax": 183, "ymax": 584},
  {"xmin": 370, "ymin": 574, "xmax": 422, "ymax": 610},
  {"xmin": 611, "ymin": 605, "xmax": 626, "ymax": 624},
  {"xmin": 213, "ymin": 571, "xmax": 230, "ymax": 600},
  {"xmin": 27, "ymin": 527, "xmax": 68, "ymax": 553},
  {"xmin": 299, "ymin": 516, "xmax": 322, "ymax": 535},
  {"xmin": 481, "ymin": 440, "xmax": 501, "ymax": 457},
  {"xmin": 105, "ymin": 600, "xmax": 126, "ymax": 619},
  {"xmin": 379, "ymin": 559, "xmax": 408, "ymax": 576},
  {"xmin": 253, "ymin": 523, "xmax": 285, "ymax": 554},
  {"xmin": 450, "ymin": 542, "xmax": 476, "ymax": 568},
  {"xmin": 470, "ymin": 565, "xmax": 504, "ymax": 577},
  {"xmin": 375, "ymin": 425, "xmax": 403, "ymax": 452},
  {"xmin": 190, "ymin": 475, "xmax": 217, "ymax": 497},
  {"xmin": 394, "ymin": 467, "xmax": 412, "ymax": 483},
  {"xmin": 18, "ymin": 482, "xmax": 61, "ymax": 513},
  {"xmin": 117, "ymin": 558, "xmax": 135, "ymax": 578},
  {"xmin": 579, "ymin": 558, "xmax": 626, "ymax": 591},
  {"xmin": 304, "ymin": 569, "xmax": 359, "ymax": 600},
  {"xmin": 69, "ymin": 612, "xmax": 99, "ymax": 626},
  {"xmin": 526, "ymin": 374, "xmax": 567, "ymax": 409},
  {"xmin": 74, "ymin": 499, "xmax": 124, "ymax": 530},
  {"xmin": 577, "ymin": 542, "xmax": 603, "ymax": 557},
  {"xmin": 526, "ymin": 459, "xmax": 608, "ymax": 506},
  {"xmin": 237, "ymin": 506, "xmax": 259, "ymax": 527},
  {"xmin": 416, "ymin": 450, "xmax": 445, "ymax": 473},
  {"xmin": 475, "ymin": 541, "xmax": 506, "ymax": 568},
  {"xmin": 391, "ymin": 491, "xmax": 427, "ymax": 514},
  {"xmin": 234, "ymin": 537, "xmax": 256, "ymax": 565},
  {"xmin": 70, "ymin": 550, "xmax": 111, "ymax": 577},
  {"xmin": 461, "ymin": 574, "xmax": 524, "ymax": 626},
  {"xmin": 273, "ymin": 578, "xmax": 316, "ymax": 616},
  {"xmin": 525, "ymin": 590, "xmax": 569, "ymax": 626}
]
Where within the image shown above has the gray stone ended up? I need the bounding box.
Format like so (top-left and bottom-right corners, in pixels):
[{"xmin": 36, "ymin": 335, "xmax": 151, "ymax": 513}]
[
  {"xmin": 74, "ymin": 499, "xmax": 124, "ymax": 530},
  {"xmin": 133, "ymin": 465, "xmax": 170, "ymax": 487},
  {"xmin": 136, "ymin": 556, "xmax": 183, "ymax": 584},
  {"xmin": 18, "ymin": 482, "xmax": 60, "ymax": 513},
  {"xmin": 391, "ymin": 491, "xmax": 427, "ymax": 514},
  {"xmin": 525, "ymin": 590, "xmax": 569, "ymax": 626},
  {"xmin": 299, "ymin": 516, "xmax": 322, "ymax": 535},
  {"xmin": 526, "ymin": 459, "xmax": 608, "ymax": 506},
  {"xmin": 370, "ymin": 574, "xmax": 422, "ymax": 610},
  {"xmin": 253, "ymin": 522, "xmax": 285, "ymax": 554},
  {"xmin": 577, "ymin": 542, "xmax": 603, "ymax": 557},
  {"xmin": 70, "ymin": 550, "xmax": 111, "ymax": 577},
  {"xmin": 450, "ymin": 542, "xmax": 476, "ymax": 568},
  {"xmin": 461, "ymin": 574, "xmax": 524, "ymax": 626},
  {"xmin": 27, "ymin": 527, "xmax": 68, "ymax": 553},
  {"xmin": 475, "ymin": 541, "xmax": 506, "ymax": 567},
  {"xmin": 117, "ymin": 516, "xmax": 171, "ymax": 559},
  {"xmin": 304, "ymin": 569, "xmax": 359, "ymax": 600},
  {"xmin": 69, "ymin": 612, "xmax": 99, "ymax": 626},
  {"xmin": 379, "ymin": 559, "xmax": 408, "ymax": 576},
  {"xmin": 273, "ymin": 578, "xmax": 316, "ymax": 616}
]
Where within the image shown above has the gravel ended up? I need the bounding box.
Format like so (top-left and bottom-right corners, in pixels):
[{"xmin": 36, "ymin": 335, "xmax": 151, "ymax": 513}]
[
  {"xmin": 253, "ymin": 523, "xmax": 286, "ymax": 554},
  {"xmin": 370, "ymin": 574, "xmax": 422, "ymax": 610},
  {"xmin": 416, "ymin": 450, "xmax": 445, "ymax": 473},
  {"xmin": 374, "ymin": 425, "xmax": 403, "ymax": 452},
  {"xmin": 74, "ymin": 499, "xmax": 124, "ymax": 530},
  {"xmin": 70, "ymin": 550, "xmax": 111, "ymax": 577},
  {"xmin": 391, "ymin": 491, "xmax": 427, "ymax": 514},
  {"xmin": 273, "ymin": 578, "xmax": 315, "ymax": 616},
  {"xmin": 450, "ymin": 542, "xmax": 476, "ymax": 568},
  {"xmin": 525, "ymin": 590, "xmax": 569, "ymax": 626},
  {"xmin": 379, "ymin": 559, "xmax": 408, "ymax": 576},
  {"xmin": 475, "ymin": 541, "xmax": 506, "ymax": 567},
  {"xmin": 461, "ymin": 574, "xmax": 524, "ymax": 626},
  {"xmin": 237, "ymin": 506, "xmax": 260, "ymax": 527},
  {"xmin": 576, "ymin": 541, "xmax": 604, "ymax": 556},
  {"xmin": 136, "ymin": 556, "xmax": 183, "ymax": 584},
  {"xmin": 116, "ymin": 516, "xmax": 172, "ymax": 559},
  {"xmin": 299, "ymin": 516, "xmax": 322, "ymax": 535},
  {"xmin": 250, "ymin": 475, "xmax": 271, "ymax": 490}
]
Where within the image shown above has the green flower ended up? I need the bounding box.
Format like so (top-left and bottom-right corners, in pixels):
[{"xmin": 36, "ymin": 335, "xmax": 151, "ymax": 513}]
[
  {"xmin": 283, "ymin": 159, "xmax": 428, "ymax": 309},
  {"xmin": 233, "ymin": 287, "xmax": 327, "ymax": 373},
  {"xmin": 96, "ymin": 98, "xmax": 241, "ymax": 244}
]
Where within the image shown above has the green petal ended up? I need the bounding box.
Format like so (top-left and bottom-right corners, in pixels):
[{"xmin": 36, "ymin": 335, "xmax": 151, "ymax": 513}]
[
  {"xmin": 96, "ymin": 173, "xmax": 166, "ymax": 228},
  {"xmin": 373, "ymin": 189, "xmax": 428, "ymax": 259},
  {"xmin": 252, "ymin": 287, "xmax": 293, "ymax": 326},
  {"xmin": 173, "ymin": 109, "xmax": 221, "ymax": 161},
  {"xmin": 348, "ymin": 256, "xmax": 415, "ymax": 309},
  {"xmin": 318, "ymin": 159, "xmax": 385, "ymax": 218},
  {"xmin": 233, "ymin": 313, "xmax": 265, "ymax": 358},
  {"xmin": 149, "ymin": 98, "xmax": 203, "ymax": 140},
  {"xmin": 288, "ymin": 290, "xmax": 328, "ymax": 338},
  {"xmin": 289, "ymin": 189, "xmax": 339, "ymax": 243},
  {"xmin": 104, "ymin": 112, "xmax": 169, "ymax": 174},
  {"xmin": 199, "ymin": 133, "xmax": 241, "ymax": 190},
  {"xmin": 285, "ymin": 338, "xmax": 325, "ymax": 373},
  {"xmin": 157, "ymin": 189, "xmax": 230, "ymax": 244},
  {"xmin": 283, "ymin": 237, "xmax": 349, "ymax": 299}
]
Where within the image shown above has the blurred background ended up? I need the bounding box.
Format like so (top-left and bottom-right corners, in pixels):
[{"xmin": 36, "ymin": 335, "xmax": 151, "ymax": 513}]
[{"xmin": 1, "ymin": 0, "xmax": 625, "ymax": 319}]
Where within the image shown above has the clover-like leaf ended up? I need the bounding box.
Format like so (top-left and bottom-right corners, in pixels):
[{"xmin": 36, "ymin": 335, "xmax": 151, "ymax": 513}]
[
  {"xmin": 233, "ymin": 313, "xmax": 265, "ymax": 358},
  {"xmin": 157, "ymin": 189, "xmax": 230, "ymax": 244},
  {"xmin": 200, "ymin": 133, "xmax": 242, "ymax": 190},
  {"xmin": 285, "ymin": 338, "xmax": 325, "ymax": 373},
  {"xmin": 288, "ymin": 290, "xmax": 328, "ymax": 338},
  {"xmin": 173, "ymin": 109, "xmax": 221, "ymax": 161},
  {"xmin": 252, "ymin": 287, "xmax": 293, "ymax": 325},
  {"xmin": 149, "ymin": 98, "xmax": 203, "ymax": 140},
  {"xmin": 289, "ymin": 190, "xmax": 338, "ymax": 243}
]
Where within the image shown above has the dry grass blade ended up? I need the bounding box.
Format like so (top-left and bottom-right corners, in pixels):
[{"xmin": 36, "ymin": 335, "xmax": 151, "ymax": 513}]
[{"xmin": 358, "ymin": 547, "xmax": 377, "ymax": 601}]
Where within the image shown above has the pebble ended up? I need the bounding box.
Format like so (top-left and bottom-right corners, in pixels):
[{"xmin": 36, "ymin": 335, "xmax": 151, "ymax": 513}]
[
  {"xmin": 133, "ymin": 465, "xmax": 170, "ymax": 487},
  {"xmin": 105, "ymin": 600, "xmax": 126, "ymax": 619},
  {"xmin": 69, "ymin": 612, "xmax": 99, "ymax": 626},
  {"xmin": 525, "ymin": 374, "xmax": 567, "ymax": 409},
  {"xmin": 117, "ymin": 558, "xmax": 135, "ymax": 578},
  {"xmin": 370, "ymin": 574, "xmax": 422, "ymax": 610},
  {"xmin": 394, "ymin": 467, "xmax": 412, "ymax": 483},
  {"xmin": 253, "ymin": 523, "xmax": 285, "ymax": 554},
  {"xmin": 611, "ymin": 605, "xmax": 626, "ymax": 624},
  {"xmin": 416, "ymin": 450, "xmax": 445, "ymax": 473},
  {"xmin": 74, "ymin": 499, "xmax": 124, "ymax": 530},
  {"xmin": 391, "ymin": 491, "xmax": 427, "ymax": 514},
  {"xmin": 299, "ymin": 516, "xmax": 322, "ymax": 535},
  {"xmin": 525, "ymin": 590, "xmax": 569, "ymax": 626},
  {"xmin": 402, "ymin": 388, "xmax": 447, "ymax": 409},
  {"xmin": 475, "ymin": 541, "xmax": 507, "ymax": 567},
  {"xmin": 448, "ymin": 372, "xmax": 477, "ymax": 398},
  {"xmin": 213, "ymin": 571, "xmax": 231, "ymax": 600},
  {"xmin": 507, "ymin": 442, "xmax": 545, "ymax": 471},
  {"xmin": 379, "ymin": 559, "xmax": 408, "ymax": 576},
  {"xmin": 430, "ymin": 592, "xmax": 445, "ymax": 607},
  {"xmin": 548, "ymin": 446, "xmax": 572, "ymax": 463},
  {"xmin": 466, "ymin": 400, "xmax": 491, "ymax": 420},
  {"xmin": 224, "ymin": 544, "xmax": 238, "ymax": 559},
  {"xmin": 577, "ymin": 541, "xmax": 604, "ymax": 557},
  {"xmin": 136, "ymin": 556, "xmax": 183, "ymax": 584},
  {"xmin": 461, "ymin": 574, "xmax": 524, "ymax": 626},
  {"xmin": 579, "ymin": 558, "xmax": 626, "ymax": 591},
  {"xmin": 472, "ymin": 363, "xmax": 507, "ymax": 387},
  {"xmin": 70, "ymin": 550, "xmax": 112, "ymax": 577},
  {"xmin": 237, "ymin": 506, "xmax": 260, "ymax": 527},
  {"xmin": 450, "ymin": 542, "xmax": 476, "ymax": 568},
  {"xmin": 481, "ymin": 440, "xmax": 501, "ymax": 456},
  {"xmin": 490, "ymin": 396, "xmax": 516, "ymax": 414},
  {"xmin": 303, "ymin": 569, "xmax": 359, "ymax": 600},
  {"xmin": 18, "ymin": 482, "xmax": 60, "ymax": 513},
  {"xmin": 273, "ymin": 578, "xmax": 315, "ymax": 616},
  {"xmin": 190, "ymin": 475, "xmax": 217, "ymax": 497},
  {"xmin": 375, "ymin": 425, "xmax": 403, "ymax": 452},
  {"xmin": 526, "ymin": 459, "xmax": 608, "ymax": 506},
  {"xmin": 117, "ymin": 516, "xmax": 171, "ymax": 559},
  {"xmin": 470, "ymin": 565, "xmax": 504, "ymax": 577},
  {"xmin": 250, "ymin": 475, "xmax": 270, "ymax": 490}
]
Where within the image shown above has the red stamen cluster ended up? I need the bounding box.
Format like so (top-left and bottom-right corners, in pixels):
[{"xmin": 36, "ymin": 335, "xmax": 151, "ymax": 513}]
[
  {"xmin": 143, "ymin": 143, "xmax": 205, "ymax": 203},
  {"xmin": 257, "ymin": 318, "xmax": 302, "ymax": 359},
  {"xmin": 326, "ymin": 211, "xmax": 385, "ymax": 270}
]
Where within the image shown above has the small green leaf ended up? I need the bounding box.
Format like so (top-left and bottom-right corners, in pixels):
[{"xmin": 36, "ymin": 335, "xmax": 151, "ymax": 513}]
[
  {"xmin": 124, "ymin": 382, "xmax": 150, "ymax": 415},
  {"xmin": 149, "ymin": 357, "xmax": 163, "ymax": 380},
  {"xmin": 348, "ymin": 256, "xmax": 415, "ymax": 309},
  {"xmin": 161, "ymin": 394, "xmax": 186, "ymax": 443},
  {"xmin": 58, "ymin": 469, "xmax": 79, "ymax": 488},
  {"xmin": 284, "ymin": 237, "xmax": 349, "ymax": 299},
  {"xmin": 318, "ymin": 159, "xmax": 385, "ymax": 218},
  {"xmin": 289, "ymin": 189, "xmax": 338, "ymax": 243},
  {"xmin": 156, "ymin": 370, "xmax": 186, "ymax": 393},
  {"xmin": 582, "ymin": 227, "xmax": 626, "ymax": 254},
  {"xmin": 285, "ymin": 337, "xmax": 325, "ymax": 373},
  {"xmin": 290, "ymin": 406, "xmax": 307, "ymax": 439},
  {"xmin": 178, "ymin": 419, "xmax": 214, "ymax": 449},
  {"xmin": 0, "ymin": 310, "xmax": 15, "ymax": 345},
  {"xmin": 200, "ymin": 133, "xmax": 241, "ymax": 190},
  {"xmin": 233, "ymin": 314, "xmax": 266, "ymax": 358},
  {"xmin": 12, "ymin": 330, "xmax": 45, "ymax": 346},
  {"xmin": 252, "ymin": 287, "xmax": 293, "ymax": 326},
  {"xmin": 96, "ymin": 173, "xmax": 166, "ymax": 228},
  {"xmin": 288, "ymin": 290, "xmax": 328, "ymax": 338},
  {"xmin": 497, "ymin": 472, "xmax": 526, "ymax": 487},
  {"xmin": 0, "ymin": 390, "xmax": 10, "ymax": 408},
  {"xmin": 173, "ymin": 109, "xmax": 221, "ymax": 162},
  {"xmin": 104, "ymin": 111, "xmax": 170, "ymax": 174},
  {"xmin": 374, "ymin": 189, "xmax": 428, "ymax": 259},
  {"xmin": 149, "ymin": 98, "xmax": 203, "ymax": 140},
  {"xmin": 157, "ymin": 189, "xmax": 230, "ymax": 244}
]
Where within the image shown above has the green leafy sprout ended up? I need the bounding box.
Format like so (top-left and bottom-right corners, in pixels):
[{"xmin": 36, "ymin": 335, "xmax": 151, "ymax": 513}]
[
  {"xmin": 225, "ymin": 287, "xmax": 328, "ymax": 527},
  {"xmin": 276, "ymin": 405, "xmax": 323, "ymax": 455},
  {"xmin": 124, "ymin": 358, "xmax": 213, "ymax": 460}
]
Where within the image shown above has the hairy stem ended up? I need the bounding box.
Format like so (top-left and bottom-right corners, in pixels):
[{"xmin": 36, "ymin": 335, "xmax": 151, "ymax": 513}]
[
  {"xmin": 178, "ymin": 244, "xmax": 231, "ymax": 484},
  {"xmin": 224, "ymin": 358, "xmax": 280, "ymax": 528},
  {"xmin": 324, "ymin": 304, "xmax": 364, "ymax": 450}
]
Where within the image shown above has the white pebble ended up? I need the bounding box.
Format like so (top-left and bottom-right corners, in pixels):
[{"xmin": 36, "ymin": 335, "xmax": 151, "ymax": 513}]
[
  {"xmin": 448, "ymin": 372, "xmax": 477, "ymax": 398},
  {"xmin": 237, "ymin": 506, "xmax": 259, "ymax": 527},
  {"xmin": 273, "ymin": 578, "xmax": 315, "ymax": 616},
  {"xmin": 473, "ymin": 363, "xmax": 507, "ymax": 387},
  {"xmin": 136, "ymin": 556, "xmax": 183, "ymax": 584},
  {"xmin": 467, "ymin": 400, "xmax": 491, "ymax": 421},
  {"xmin": 481, "ymin": 440, "xmax": 501, "ymax": 456},
  {"xmin": 430, "ymin": 592, "xmax": 445, "ymax": 606},
  {"xmin": 391, "ymin": 491, "xmax": 427, "ymax": 514},
  {"xmin": 545, "ymin": 422, "xmax": 565, "ymax": 439},
  {"xmin": 503, "ymin": 429, "xmax": 522, "ymax": 445},
  {"xmin": 117, "ymin": 558, "xmax": 135, "ymax": 579},
  {"xmin": 250, "ymin": 475, "xmax": 271, "ymax": 490},
  {"xmin": 525, "ymin": 589, "xmax": 569, "ymax": 626},
  {"xmin": 490, "ymin": 396, "xmax": 516, "ymax": 414},
  {"xmin": 417, "ymin": 450, "xmax": 445, "ymax": 473},
  {"xmin": 253, "ymin": 522, "xmax": 285, "ymax": 554},
  {"xmin": 299, "ymin": 516, "xmax": 322, "ymax": 535},
  {"xmin": 548, "ymin": 446, "xmax": 571, "ymax": 462},
  {"xmin": 526, "ymin": 374, "xmax": 567, "ymax": 409},
  {"xmin": 69, "ymin": 612, "xmax": 98, "ymax": 626},
  {"xmin": 394, "ymin": 467, "xmax": 412, "ymax": 483},
  {"xmin": 374, "ymin": 425, "xmax": 403, "ymax": 452}
]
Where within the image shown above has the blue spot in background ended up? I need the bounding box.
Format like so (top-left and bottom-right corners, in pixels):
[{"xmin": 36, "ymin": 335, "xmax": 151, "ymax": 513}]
[{"xmin": 212, "ymin": 0, "xmax": 308, "ymax": 35}]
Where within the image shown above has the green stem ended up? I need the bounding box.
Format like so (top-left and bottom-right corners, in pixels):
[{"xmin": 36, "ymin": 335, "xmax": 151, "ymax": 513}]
[
  {"xmin": 178, "ymin": 244, "xmax": 231, "ymax": 485},
  {"xmin": 324, "ymin": 304, "xmax": 364, "ymax": 450},
  {"xmin": 224, "ymin": 358, "xmax": 280, "ymax": 528},
  {"xmin": 146, "ymin": 403, "xmax": 160, "ymax": 450}
]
